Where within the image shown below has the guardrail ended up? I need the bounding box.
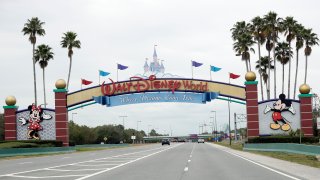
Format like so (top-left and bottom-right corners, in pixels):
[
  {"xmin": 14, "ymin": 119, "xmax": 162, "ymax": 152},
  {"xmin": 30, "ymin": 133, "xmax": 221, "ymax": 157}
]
[{"xmin": 244, "ymin": 143, "xmax": 320, "ymax": 156}]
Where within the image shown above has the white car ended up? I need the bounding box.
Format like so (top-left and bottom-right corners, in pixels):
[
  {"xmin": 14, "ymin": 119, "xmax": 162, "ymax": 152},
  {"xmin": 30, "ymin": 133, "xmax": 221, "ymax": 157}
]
[{"xmin": 197, "ymin": 139, "xmax": 205, "ymax": 143}]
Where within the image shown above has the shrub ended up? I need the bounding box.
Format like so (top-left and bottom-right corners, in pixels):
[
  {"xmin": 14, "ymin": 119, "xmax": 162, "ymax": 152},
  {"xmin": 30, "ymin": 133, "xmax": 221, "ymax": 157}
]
[{"xmin": 247, "ymin": 136, "xmax": 319, "ymax": 144}]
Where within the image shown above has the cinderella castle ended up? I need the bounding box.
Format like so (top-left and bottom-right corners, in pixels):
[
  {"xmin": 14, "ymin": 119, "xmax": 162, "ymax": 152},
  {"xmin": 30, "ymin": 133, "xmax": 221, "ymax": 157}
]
[{"xmin": 143, "ymin": 46, "xmax": 165, "ymax": 74}]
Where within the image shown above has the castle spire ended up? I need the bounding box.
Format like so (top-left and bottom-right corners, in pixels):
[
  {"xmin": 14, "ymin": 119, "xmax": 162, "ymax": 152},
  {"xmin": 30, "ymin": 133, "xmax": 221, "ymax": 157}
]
[{"xmin": 153, "ymin": 45, "xmax": 157, "ymax": 61}]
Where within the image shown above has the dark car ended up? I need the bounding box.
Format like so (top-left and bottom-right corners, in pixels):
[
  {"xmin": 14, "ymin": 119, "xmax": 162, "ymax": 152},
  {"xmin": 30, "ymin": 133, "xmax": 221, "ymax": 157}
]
[{"xmin": 161, "ymin": 138, "xmax": 170, "ymax": 145}]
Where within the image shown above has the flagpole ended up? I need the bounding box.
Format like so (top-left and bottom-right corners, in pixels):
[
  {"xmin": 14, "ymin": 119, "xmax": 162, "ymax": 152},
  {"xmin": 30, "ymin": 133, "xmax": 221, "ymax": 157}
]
[
  {"xmin": 117, "ymin": 63, "xmax": 119, "ymax": 82},
  {"xmin": 228, "ymin": 73, "xmax": 231, "ymax": 146},
  {"xmin": 210, "ymin": 66, "xmax": 212, "ymax": 81},
  {"xmin": 191, "ymin": 60, "xmax": 193, "ymax": 79}
]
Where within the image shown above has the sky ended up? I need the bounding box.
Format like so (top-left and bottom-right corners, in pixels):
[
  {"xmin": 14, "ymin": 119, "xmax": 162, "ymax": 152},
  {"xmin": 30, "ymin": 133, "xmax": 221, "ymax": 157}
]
[{"xmin": 1, "ymin": 0, "xmax": 320, "ymax": 136}]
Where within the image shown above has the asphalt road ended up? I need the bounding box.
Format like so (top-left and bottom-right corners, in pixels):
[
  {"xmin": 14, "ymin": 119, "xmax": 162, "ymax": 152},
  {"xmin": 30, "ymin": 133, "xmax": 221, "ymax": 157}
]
[{"xmin": 0, "ymin": 143, "xmax": 313, "ymax": 180}]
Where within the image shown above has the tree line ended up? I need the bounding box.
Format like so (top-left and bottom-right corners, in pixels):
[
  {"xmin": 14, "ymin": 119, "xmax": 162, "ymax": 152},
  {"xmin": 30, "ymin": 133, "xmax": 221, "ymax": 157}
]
[
  {"xmin": 22, "ymin": 17, "xmax": 80, "ymax": 106},
  {"xmin": 231, "ymin": 11, "xmax": 319, "ymax": 100}
]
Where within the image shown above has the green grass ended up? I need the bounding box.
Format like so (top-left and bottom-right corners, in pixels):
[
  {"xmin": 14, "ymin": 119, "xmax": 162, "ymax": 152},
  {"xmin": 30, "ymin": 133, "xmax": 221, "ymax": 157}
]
[
  {"xmin": 0, "ymin": 142, "xmax": 39, "ymax": 148},
  {"xmin": 215, "ymin": 140, "xmax": 243, "ymax": 151},
  {"xmin": 252, "ymin": 151, "xmax": 320, "ymax": 168}
]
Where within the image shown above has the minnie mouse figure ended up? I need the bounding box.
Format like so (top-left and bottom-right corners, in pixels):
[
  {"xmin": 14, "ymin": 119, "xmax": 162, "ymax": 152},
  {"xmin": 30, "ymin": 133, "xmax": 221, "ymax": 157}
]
[
  {"xmin": 264, "ymin": 94, "xmax": 295, "ymax": 131},
  {"xmin": 19, "ymin": 104, "xmax": 52, "ymax": 139}
]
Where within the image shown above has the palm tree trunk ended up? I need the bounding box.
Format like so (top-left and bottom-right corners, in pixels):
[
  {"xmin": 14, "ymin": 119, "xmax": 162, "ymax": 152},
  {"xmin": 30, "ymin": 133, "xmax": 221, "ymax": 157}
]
[
  {"xmin": 267, "ymin": 51, "xmax": 271, "ymax": 99},
  {"xmin": 245, "ymin": 60, "xmax": 249, "ymax": 72},
  {"xmin": 304, "ymin": 55, "xmax": 308, "ymax": 84},
  {"xmin": 248, "ymin": 58, "xmax": 252, "ymax": 71},
  {"xmin": 287, "ymin": 42, "xmax": 292, "ymax": 98},
  {"xmin": 258, "ymin": 43, "xmax": 264, "ymax": 100},
  {"xmin": 293, "ymin": 49, "xmax": 299, "ymax": 99},
  {"xmin": 282, "ymin": 63, "xmax": 284, "ymax": 94},
  {"xmin": 273, "ymin": 37, "xmax": 277, "ymax": 99},
  {"xmin": 67, "ymin": 55, "xmax": 72, "ymax": 90},
  {"xmin": 32, "ymin": 43, "xmax": 37, "ymax": 105},
  {"xmin": 43, "ymin": 68, "xmax": 46, "ymax": 108}
]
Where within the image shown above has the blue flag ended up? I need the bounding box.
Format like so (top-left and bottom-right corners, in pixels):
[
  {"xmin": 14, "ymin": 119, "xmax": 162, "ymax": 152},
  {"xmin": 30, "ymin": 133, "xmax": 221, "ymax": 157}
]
[
  {"xmin": 99, "ymin": 70, "xmax": 110, "ymax": 76},
  {"xmin": 210, "ymin": 66, "xmax": 222, "ymax": 72},
  {"xmin": 192, "ymin": 61, "xmax": 203, "ymax": 67},
  {"xmin": 118, "ymin": 64, "xmax": 128, "ymax": 70}
]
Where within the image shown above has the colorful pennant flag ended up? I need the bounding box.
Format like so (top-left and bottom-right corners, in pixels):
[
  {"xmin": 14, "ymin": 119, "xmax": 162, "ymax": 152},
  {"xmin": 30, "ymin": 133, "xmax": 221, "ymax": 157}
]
[
  {"xmin": 191, "ymin": 60, "xmax": 203, "ymax": 67},
  {"xmin": 99, "ymin": 70, "xmax": 110, "ymax": 76},
  {"xmin": 81, "ymin": 79, "xmax": 93, "ymax": 85},
  {"xmin": 117, "ymin": 64, "xmax": 128, "ymax": 70},
  {"xmin": 210, "ymin": 66, "xmax": 222, "ymax": 72},
  {"xmin": 229, "ymin": 73, "xmax": 240, "ymax": 79}
]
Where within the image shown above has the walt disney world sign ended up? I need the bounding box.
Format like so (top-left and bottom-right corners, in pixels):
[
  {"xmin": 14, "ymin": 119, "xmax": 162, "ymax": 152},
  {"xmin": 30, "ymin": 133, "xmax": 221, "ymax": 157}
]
[
  {"xmin": 67, "ymin": 75, "xmax": 246, "ymax": 108},
  {"xmin": 94, "ymin": 75, "xmax": 219, "ymax": 107},
  {"xmin": 100, "ymin": 75, "xmax": 209, "ymax": 95}
]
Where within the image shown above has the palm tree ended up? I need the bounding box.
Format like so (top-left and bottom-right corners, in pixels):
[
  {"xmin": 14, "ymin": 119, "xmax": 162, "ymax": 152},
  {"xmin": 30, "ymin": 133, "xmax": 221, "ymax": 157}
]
[
  {"xmin": 275, "ymin": 42, "xmax": 293, "ymax": 94},
  {"xmin": 256, "ymin": 56, "xmax": 274, "ymax": 95},
  {"xmin": 22, "ymin": 17, "xmax": 46, "ymax": 105},
  {"xmin": 232, "ymin": 33, "xmax": 255, "ymax": 72},
  {"xmin": 280, "ymin": 17, "xmax": 297, "ymax": 98},
  {"xmin": 264, "ymin": 38, "xmax": 273, "ymax": 99},
  {"xmin": 264, "ymin": 11, "xmax": 282, "ymax": 98},
  {"xmin": 61, "ymin": 32, "xmax": 81, "ymax": 90},
  {"xmin": 302, "ymin": 28, "xmax": 319, "ymax": 84},
  {"xmin": 250, "ymin": 16, "xmax": 266, "ymax": 100},
  {"xmin": 293, "ymin": 24, "xmax": 305, "ymax": 98},
  {"xmin": 34, "ymin": 44, "xmax": 54, "ymax": 108},
  {"xmin": 231, "ymin": 21, "xmax": 255, "ymax": 71}
]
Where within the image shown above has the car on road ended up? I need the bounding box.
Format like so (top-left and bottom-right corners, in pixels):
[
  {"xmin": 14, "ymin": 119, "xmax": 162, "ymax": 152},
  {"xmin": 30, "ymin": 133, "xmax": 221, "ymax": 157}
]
[
  {"xmin": 161, "ymin": 138, "xmax": 170, "ymax": 145},
  {"xmin": 198, "ymin": 138, "xmax": 205, "ymax": 143}
]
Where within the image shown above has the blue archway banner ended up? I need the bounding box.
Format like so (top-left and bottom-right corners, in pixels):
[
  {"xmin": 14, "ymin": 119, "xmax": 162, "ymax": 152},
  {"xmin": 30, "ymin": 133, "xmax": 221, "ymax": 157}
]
[{"xmin": 93, "ymin": 92, "xmax": 219, "ymax": 107}]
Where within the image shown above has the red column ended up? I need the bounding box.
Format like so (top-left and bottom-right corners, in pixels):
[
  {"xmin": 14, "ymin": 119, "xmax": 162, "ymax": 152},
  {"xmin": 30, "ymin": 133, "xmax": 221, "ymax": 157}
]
[
  {"xmin": 54, "ymin": 89, "xmax": 69, "ymax": 146},
  {"xmin": 3, "ymin": 106, "xmax": 18, "ymax": 140},
  {"xmin": 245, "ymin": 81, "xmax": 259, "ymax": 137},
  {"xmin": 299, "ymin": 94, "xmax": 313, "ymax": 137}
]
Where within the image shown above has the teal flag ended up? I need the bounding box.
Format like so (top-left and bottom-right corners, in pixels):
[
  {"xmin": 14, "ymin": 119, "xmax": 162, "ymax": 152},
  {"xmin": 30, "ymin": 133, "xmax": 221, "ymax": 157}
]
[{"xmin": 210, "ymin": 66, "xmax": 221, "ymax": 72}]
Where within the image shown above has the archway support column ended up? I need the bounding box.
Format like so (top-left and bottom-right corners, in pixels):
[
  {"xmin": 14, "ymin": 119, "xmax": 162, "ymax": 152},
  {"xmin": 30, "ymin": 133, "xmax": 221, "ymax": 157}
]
[
  {"xmin": 54, "ymin": 88, "xmax": 69, "ymax": 146},
  {"xmin": 3, "ymin": 105, "xmax": 18, "ymax": 140},
  {"xmin": 245, "ymin": 81, "xmax": 259, "ymax": 138},
  {"xmin": 298, "ymin": 94, "xmax": 313, "ymax": 137}
]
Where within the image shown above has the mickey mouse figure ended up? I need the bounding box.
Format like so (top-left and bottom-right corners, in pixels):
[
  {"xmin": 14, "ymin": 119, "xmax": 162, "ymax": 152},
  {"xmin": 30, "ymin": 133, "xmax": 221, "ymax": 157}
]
[
  {"xmin": 19, "ymin": 104, "xmax": 52, "ymax": 139},
  {"xmin": 264, "ymin": 94, "xmax": 295, "ymax": 131}
]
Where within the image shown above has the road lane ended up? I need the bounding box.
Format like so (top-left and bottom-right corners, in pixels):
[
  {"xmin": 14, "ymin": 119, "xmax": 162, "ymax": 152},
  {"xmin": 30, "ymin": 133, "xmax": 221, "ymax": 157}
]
[{"xmin": 0, "ymin": 143, "xmax": 312, "ymax": 180}]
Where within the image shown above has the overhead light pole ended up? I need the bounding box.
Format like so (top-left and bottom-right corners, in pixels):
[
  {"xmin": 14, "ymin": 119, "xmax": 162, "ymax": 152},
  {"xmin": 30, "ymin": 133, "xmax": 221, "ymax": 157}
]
[
  {"xmin": 71, "ymin": 112, "xmax": 77, "ymax": 121},
  {"xmin": 211, "ymin": 111, "xmax": 217, "ymax": 142},
  {"xmin": 119, "ymin": 115, "xmax": 128, "ymax": 142},
  {"xmin": 137, "ymin": 120, "xmax": 142, "ymax": 131}
]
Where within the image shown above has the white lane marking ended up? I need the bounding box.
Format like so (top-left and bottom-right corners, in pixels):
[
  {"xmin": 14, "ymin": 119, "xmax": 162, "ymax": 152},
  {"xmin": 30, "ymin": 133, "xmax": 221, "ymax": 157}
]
[
  {"xmin": 190, "ymin": 143, "xmax": 195, "ymax": 156},
  {"xmin": 74, "ymin": 164, "xmax": 119, "ymax": 167},
  {"xmin": 208, "ymin": 144, "xmax": 301, "ymax": 180},
  {"xmin": 18, "ymin": 162, "xmax": 32, "ymax": 165},
  {"xmin": 10, "ymin": 174, "xmax": 90, "ymax": 178},
  {"xmin": 92, "ymin": 160, "xmax": 128, "ymax": 163},
  {"xmin": 75, "ymin": 144, "xmax": 182, "ymax": 180},
  {"xmin": 184, "ymin": 167, "xmax": 189, "ymax": 172},
  {"xmin": 190, "ymin": 155, "xmax": 192, "ymax": 158},
  {"xmin": 188, "ymin": 160, "xmax": 191, "ymax": 163},
  {"xmin": 46, "ymin": 168, "xmax": 106, "ymax": 172},
  {"xmin": 0, "ymin": 146, "xmax": 170, "ymax": 178},
  {"xmin": 61, "ymin": 157, "xmax": 71, "ymax": 159},
  {"xmin": 89, "ymin": 153, "xmax": 96, "ymax": 156}
]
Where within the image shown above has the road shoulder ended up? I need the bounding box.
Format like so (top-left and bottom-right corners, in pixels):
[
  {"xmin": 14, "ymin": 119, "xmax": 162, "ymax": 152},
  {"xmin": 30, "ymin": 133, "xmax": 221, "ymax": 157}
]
[{"xmin": 208, "ymin": 143, "xmax": 320, "ymax": 180}]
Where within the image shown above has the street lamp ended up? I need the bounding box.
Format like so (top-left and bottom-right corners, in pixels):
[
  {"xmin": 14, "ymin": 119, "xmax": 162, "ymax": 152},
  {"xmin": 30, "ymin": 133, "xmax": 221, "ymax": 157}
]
[
  {"xmin": 71, "ymin": 112, "xmax": 77, "ymax": 121},
  {"xmin": 137, "ymin": 120, "xmax": 142, "ymax": 131},
  {"xmin": 119, "ymin": 115, "xmax": 128, "ymax": 142},
  {"xmin": 211, "ymin": 111, "xmax": 217, "ymax": 142}
]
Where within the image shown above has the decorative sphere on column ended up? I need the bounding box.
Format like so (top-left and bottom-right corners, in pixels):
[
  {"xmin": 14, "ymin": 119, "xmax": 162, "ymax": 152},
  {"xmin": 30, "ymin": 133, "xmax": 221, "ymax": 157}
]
[
  {"xmin": 299, "ymin": 84, "xmax": 310, "ymax": 94},
  {"xmin": 245, "ymin": 71, "xmax": 256, "ymax": 81},
  {"xmin": 55, "ymin": 79, "xmax": 66, "ymax": 89},
  {"xmin": 5, "ymin": 96, "xmax": 16, "ymax": 106}
]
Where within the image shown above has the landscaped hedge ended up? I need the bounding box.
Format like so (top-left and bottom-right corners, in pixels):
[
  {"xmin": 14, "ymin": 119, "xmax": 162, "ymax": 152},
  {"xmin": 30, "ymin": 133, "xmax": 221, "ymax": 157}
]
[
  {"xmin": 0, "ymin": 140, "xmax": 63, "ymax": 148},
  {"xmin": 247, "ymin": 136, "xmax": 320, "ymax": 144}
]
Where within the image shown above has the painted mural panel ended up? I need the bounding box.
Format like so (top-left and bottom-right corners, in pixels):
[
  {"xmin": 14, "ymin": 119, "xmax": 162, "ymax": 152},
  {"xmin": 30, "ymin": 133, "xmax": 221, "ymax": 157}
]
[
  {"xmin": 16, "ymin": 105, "xmax": 56, "ymax": 140},
  {"xmin": 258, "ymin": 94, "xmax": 301, "ymax": 135}
]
